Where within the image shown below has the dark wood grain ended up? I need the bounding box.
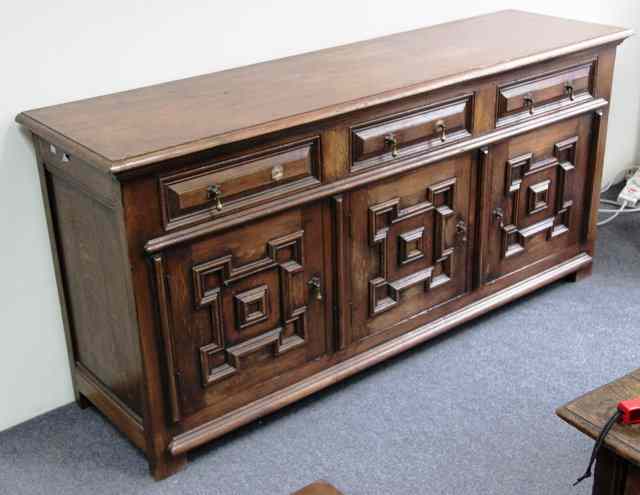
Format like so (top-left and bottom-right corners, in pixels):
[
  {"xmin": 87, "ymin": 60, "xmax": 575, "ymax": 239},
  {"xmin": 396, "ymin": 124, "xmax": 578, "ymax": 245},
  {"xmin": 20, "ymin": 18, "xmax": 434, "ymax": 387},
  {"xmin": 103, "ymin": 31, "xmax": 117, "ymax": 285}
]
[
  {"xmin": 17, "ymin": 10, "xmax": 629, "ymax": 480},
  {"xmin": 16, "ymin": 11, "xmax": 631, "ymax": 172},
  {"xmin": 48, "ymin": 168, "xmax": 144, "ymax": 416}
]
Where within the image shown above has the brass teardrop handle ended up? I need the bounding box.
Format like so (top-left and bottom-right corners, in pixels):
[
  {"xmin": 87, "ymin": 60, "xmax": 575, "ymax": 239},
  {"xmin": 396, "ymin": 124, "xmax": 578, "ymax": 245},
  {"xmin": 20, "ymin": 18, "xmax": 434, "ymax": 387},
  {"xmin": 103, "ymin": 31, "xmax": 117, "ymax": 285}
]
[
  {"xmin": 455, "ymin": 219, "xmax": 467, "ymax": 245},
  {"xmin": 384, "ymin": 134, "xmax": 399, "ymax": 158},
  {"xmin": 493, "ymin": 207, "xmax": 505, "ymax": 229},
  {"xmin": 206, "ymin": 184, "xmax": 223, "ymax": 212},
  {"xmin": 436, "ymin": 120, "xmax": 447, "ymax": 142},
  {"xmin": 565, "ymin": 82, "xmax": 575, "ymax": 101},
  {"xmin": 308, "ymin": 275, "xmax": 323, "ymax": 301},
  {"xmin": 524, "ymin": 95, "xmax": 535, "ymax": 115}
]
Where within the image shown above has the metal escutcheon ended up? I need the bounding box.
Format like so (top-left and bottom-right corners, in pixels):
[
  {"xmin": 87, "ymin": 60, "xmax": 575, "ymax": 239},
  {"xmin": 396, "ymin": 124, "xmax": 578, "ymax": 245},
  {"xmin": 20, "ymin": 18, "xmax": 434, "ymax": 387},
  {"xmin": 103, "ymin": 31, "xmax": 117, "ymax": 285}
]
[{"xmin": 272, "ymin": 164, "xmax": 284, "ymax": 181}]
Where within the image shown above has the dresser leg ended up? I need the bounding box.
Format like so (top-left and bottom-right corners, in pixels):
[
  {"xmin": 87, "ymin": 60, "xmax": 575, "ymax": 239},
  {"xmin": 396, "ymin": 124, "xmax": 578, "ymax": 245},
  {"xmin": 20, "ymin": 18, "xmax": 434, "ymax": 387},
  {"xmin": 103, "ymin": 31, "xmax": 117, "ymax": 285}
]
[
  {"xmin": 592, "ymin": 447, "xmax": 628, "ymax": 495},
  {"xmin": 567, "ymin": 264, "xmax": 592, "ymax": 283},
  {"xmin": 76, "ymin": 392, "xmax": 91, "ymax": 410},
  {"xmin": 149, "ymin": 452, "xmax": 187, "ymax": 481}
]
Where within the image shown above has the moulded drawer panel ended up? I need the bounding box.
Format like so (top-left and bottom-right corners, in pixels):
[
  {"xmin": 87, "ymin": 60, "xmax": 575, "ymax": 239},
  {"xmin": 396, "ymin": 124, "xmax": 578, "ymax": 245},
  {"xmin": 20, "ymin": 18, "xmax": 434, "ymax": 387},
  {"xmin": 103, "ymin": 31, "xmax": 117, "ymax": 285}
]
[
  {"xmin": 350, "ymin": 95, "xmax": 473, "ymax": 171},
  {"xmin": 160, "ymin": 137, "xmax": 322, "ymax": 230}
]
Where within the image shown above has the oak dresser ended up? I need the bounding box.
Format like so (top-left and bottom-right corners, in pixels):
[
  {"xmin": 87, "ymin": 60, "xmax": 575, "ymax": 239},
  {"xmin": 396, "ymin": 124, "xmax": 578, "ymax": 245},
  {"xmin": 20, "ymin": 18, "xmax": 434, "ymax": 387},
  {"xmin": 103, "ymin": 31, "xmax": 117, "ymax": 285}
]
[{"xmin": 17, "ymin": 10, "xmax": 632, "ymax": 479}]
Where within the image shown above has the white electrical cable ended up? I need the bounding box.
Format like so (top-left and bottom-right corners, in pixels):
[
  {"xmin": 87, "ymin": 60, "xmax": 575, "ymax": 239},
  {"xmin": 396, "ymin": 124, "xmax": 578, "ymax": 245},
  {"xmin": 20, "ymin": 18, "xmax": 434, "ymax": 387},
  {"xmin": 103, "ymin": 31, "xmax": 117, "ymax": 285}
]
[
  {"xmin": 597, "ymin": 166, "xmax": 640, "ymax": 226},
  {"xmin": 597, "ymin": 201, "xmax": 627, "ymax": 226},
  {"xmin": 598, "ymin": 208, "xmax": 640, "ymax": 213},
  {"xmin": 599, "ymin": 198, "xmax": 640, "ymax": 211}
]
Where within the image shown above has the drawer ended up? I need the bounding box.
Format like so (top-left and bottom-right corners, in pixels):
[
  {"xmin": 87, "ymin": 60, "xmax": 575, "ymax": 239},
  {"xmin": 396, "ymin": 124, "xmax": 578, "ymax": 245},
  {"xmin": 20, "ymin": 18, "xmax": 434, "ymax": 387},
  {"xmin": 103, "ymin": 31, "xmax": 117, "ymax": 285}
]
[
  {"xmin": 160, "ymin": 137, "xmax": 322, "ymax": 230},
  {"xmin": 496, "ymin": 61, "xmax": 595, "ymax": 127},
  {"xmin": 350, "ymin": 95, "xmax": 473, "ymax": 171}
]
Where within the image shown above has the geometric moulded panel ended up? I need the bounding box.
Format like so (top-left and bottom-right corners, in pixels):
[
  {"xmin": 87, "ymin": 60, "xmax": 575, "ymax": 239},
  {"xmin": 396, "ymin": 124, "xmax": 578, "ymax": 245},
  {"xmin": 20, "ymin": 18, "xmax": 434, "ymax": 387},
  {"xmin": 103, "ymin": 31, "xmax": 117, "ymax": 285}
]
[
  {"xmin": 192, "ymin": 230, "xmax": 307, "ymax": 387},
  {"xmin": 368, "ymin": 177, "xmax": 460, "ymax": 316},
  {"xmin": 501, "ymin": 136, "xmax": 576, "ymax": 258}
]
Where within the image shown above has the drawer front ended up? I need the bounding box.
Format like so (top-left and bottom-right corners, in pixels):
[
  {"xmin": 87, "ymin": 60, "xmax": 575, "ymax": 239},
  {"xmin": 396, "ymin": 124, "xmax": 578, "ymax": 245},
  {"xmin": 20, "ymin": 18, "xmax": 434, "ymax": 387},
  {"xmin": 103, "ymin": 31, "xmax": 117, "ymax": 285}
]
[
  {"xmin": 484, "ymin": 115, "xmax": 593, "ymax": 282},
  {"xmin": 153, "ymin": 203, "xmax": 331, "ymax": 419},
  {"xmin": 160, "ymin": 137, "xmax": 322, "ymax": 230},
  {"xmin": 350, "ymin": 95, "xmax": 473, "ymax": 171},
  {"xmin": 347, "ymin": 153, "xmax": 473, "ymax": 343},
  {"xmin": 496, "ymin": 61, "xmax": 595, "ymax": 127}
]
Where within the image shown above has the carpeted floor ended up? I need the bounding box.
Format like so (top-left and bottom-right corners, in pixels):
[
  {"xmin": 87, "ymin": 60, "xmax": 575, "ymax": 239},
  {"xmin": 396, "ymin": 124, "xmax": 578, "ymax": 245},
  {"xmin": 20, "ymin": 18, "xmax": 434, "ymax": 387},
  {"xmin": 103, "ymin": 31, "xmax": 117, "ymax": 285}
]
[{"xmin": 1, "ymin": 208, "xmax": 638, "ymax": 495}]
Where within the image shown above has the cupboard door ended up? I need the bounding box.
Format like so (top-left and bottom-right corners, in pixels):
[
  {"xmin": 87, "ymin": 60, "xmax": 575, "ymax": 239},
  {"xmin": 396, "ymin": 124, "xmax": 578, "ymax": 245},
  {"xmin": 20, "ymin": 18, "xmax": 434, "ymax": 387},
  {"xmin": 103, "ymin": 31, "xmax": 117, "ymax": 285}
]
[
  {"xmin": 153, "ymin": 203, "xmax": 330, "ymax": 419},
  {"xmin": 348, "ymin": 154, "xmax": 473, "ymax": 343},
  {"xmin": 485, "ymin": 115, "xmax": 593, "ymax": 282}
]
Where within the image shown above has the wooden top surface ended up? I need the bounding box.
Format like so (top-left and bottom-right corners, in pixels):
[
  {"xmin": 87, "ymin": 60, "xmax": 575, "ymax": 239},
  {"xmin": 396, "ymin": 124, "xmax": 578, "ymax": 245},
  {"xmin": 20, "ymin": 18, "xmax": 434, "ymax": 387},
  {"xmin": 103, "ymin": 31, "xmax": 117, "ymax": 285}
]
[
  {"xmin": 16, "ymin": 10, "xmax": 631, "ymax": 173},
  {"xmin": 291, "ymin": 481, "xmax": 344, "ymax": 495},
  {"xmin": 557, "ymin": 368, "xmax": 640, "ymax": 466}
]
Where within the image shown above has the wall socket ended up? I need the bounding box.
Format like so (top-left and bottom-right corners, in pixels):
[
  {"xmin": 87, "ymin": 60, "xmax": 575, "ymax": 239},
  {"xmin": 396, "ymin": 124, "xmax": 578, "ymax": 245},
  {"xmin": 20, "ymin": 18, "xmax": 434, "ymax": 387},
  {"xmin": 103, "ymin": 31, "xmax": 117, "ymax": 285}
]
[{"xmin": 618, "ymin": 168, "xmax": 640, "ymax": 207}]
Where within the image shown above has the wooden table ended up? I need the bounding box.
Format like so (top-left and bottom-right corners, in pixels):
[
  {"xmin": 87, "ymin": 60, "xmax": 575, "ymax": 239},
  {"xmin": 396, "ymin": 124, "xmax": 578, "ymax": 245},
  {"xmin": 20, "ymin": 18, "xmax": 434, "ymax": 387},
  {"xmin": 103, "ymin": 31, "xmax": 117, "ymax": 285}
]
[
  {"xmin": 291, "ymin": 481, "xmax": 344, "ymax": 495},
  {"xmin": 557, "ymin": 369, "xmax": 640, "ymax": 494}
]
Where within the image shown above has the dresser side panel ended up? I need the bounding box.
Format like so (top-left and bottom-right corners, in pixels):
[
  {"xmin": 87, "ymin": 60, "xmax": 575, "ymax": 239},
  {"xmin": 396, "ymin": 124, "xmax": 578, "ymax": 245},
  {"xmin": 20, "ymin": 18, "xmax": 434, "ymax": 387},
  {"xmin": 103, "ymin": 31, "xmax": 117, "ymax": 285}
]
[{"xmin": 45, "ymin": 158, "xmax": 144, "ymax": 416}]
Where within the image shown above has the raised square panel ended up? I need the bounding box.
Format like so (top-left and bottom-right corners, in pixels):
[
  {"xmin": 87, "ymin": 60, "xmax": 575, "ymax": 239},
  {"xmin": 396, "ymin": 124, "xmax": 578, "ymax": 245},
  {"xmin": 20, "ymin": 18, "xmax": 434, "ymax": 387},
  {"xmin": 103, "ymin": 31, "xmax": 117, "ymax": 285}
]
[
  {"xmin": 528, "ymin": 180, "xmax": 551, "ymax": 215},
  {"xmin": 234, "ymin": 285, "xmax": 271, "ymax": 329},
  {"xmin": 398, "ymin": 227, "xmax": 425, "ymax": 265}
]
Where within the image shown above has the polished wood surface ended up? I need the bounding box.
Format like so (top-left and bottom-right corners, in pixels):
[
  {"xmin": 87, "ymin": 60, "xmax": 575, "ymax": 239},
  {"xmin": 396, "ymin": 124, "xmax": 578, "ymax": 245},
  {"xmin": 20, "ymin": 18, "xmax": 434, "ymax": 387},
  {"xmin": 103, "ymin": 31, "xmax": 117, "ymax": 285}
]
[
  {"xmin": 557, "ymin": 369, "xmax": 640, "ymax": 494},
  {"xmin": 292, "ymin": 481, "xmax": 344, "ymax": 495},
  {"xmin": 16, "ymin": 10, "xmax": 630, "ymax": 172},
  {"xmin": 17, "ymin": 10, "xmax": 629, "ymax": 480}
]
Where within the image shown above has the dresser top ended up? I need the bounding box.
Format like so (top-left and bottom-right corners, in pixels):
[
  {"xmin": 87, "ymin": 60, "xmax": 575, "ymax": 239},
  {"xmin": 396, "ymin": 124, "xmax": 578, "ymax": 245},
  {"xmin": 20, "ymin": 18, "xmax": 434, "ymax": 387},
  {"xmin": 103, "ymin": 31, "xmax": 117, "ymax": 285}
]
[{"xmin": 17, "ymin": 10, "xmax": 631, "ymax": 174}]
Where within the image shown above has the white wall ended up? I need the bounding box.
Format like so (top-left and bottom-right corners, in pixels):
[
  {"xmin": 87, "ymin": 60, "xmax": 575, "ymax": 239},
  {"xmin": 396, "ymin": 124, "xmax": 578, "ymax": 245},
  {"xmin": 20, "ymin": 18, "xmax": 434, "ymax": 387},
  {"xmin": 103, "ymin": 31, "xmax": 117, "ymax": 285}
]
[{"xmin": 1, "ymin": 1, "xmax": 638, "ymax": 432}]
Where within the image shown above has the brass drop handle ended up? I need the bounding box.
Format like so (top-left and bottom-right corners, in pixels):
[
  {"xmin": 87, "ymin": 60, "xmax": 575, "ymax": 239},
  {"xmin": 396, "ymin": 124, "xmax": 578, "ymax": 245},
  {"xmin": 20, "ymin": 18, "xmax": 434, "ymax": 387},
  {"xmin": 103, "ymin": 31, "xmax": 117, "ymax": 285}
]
[
  {"xmin": 308, "ymin": 275, "xmax": 323, "ymax": 301},
  {"xmin": 436, "ymin": 120, "xmax": 447, "ymax": 142},
  {"xmin": 524, "ymin": 95, "xmax": 535, "ymax": 115},
  {"xmin": 455, "ymin": 219, "xmax": 468, "ymax": 245},
  {"xmin": 384, "ymin": 134, "xmax": 399, "ymax": 158},
  {"xmin": 207, "ymin": 184, "xmax": 223, "ymax": 212},
  {"xmin": 493, "ymin": 207, "xmax": 505, "ymax": 229},
  {"xmin": 565, "ymin": 82, "xmax": 575, "ymax": 101}
]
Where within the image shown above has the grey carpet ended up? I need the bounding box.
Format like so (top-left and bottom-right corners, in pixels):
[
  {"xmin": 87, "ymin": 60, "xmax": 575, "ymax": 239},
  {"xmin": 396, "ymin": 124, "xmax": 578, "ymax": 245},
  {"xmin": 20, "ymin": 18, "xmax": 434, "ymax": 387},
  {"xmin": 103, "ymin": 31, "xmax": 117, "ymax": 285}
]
[{"xmin": 1, "ymin": 207, "xmax": 639, "ymax": 495}]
